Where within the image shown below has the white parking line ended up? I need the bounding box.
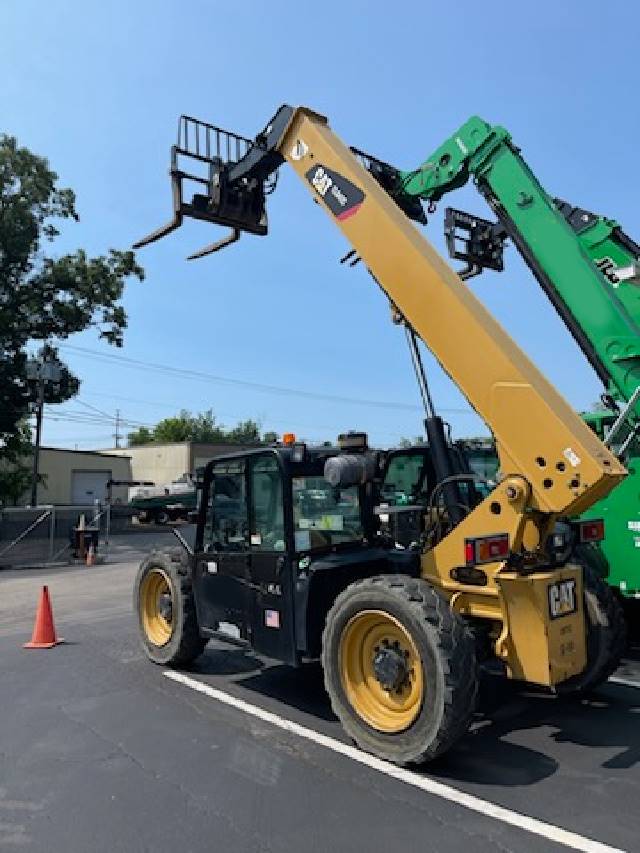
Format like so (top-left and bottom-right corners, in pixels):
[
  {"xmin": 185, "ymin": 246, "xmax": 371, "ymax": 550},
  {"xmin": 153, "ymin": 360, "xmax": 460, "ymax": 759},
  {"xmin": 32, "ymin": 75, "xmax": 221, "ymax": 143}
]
[
  {"xmin": 164, "ymin": 671, "xmax": 624, "ymax": 853},
  {"xmin": 609, "ymin": 676, "xmax": 640, "ymax": 689}
]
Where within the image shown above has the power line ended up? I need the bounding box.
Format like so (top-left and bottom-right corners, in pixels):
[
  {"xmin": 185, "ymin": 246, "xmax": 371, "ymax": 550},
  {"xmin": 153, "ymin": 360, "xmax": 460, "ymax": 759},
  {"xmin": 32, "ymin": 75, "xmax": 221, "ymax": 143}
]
[
  {"xmin": 60, "ymin": 343, "xmax": 471, "ymax": 414},
  {"xmin": 44, "ymin": 401, "xmax": 479, "ymax": 445},
  {"xmin": 76, "ymin": 390, "xmax": 480, "ymax": 438},
  {"xmin": 48, "ymin": 400, "xmax": 152, "ymax": 429},
  {"xmin": 43, "ymin": 409, "xmax": 155, "ymax": 429},
  {"xmin": 42, "ymin": 435, "xmax": 117, "ymax": 444},
  {"xmin": 74, "ymin": 398, "xmax": 115, "ymax": 420},
  {"xmin": 45, "ymin": 405, "xmax": 425, "ymax": 440}
]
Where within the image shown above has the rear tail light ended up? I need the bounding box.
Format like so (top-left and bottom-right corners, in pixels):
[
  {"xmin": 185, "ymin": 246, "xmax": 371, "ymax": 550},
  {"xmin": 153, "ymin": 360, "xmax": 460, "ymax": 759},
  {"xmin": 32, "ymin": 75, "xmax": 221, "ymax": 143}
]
[
  {"xmin": 464, "ymin": 533, "xmax": 509, "ymax": 566},
  {"xmin": 577, "ymin": 519, "xmax": 604, "ymax": 543},
  {"xmin": 464, "ymin": 541, "xmax": 475, "ymax": 564}
]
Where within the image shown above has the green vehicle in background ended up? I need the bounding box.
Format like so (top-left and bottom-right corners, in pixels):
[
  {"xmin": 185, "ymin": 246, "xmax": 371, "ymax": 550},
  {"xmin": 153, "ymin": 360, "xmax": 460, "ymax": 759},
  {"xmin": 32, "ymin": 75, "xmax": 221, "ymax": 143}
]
[{"xmin": 371, "ymin": 117, "xmax": 640, "ymax": 599}]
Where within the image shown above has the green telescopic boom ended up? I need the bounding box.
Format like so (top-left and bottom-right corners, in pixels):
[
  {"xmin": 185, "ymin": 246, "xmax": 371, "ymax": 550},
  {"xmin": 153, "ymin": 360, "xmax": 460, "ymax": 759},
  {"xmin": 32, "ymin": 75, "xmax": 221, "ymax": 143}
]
[
  {"xmin": 393, "ymin": 116, "xmax": 640, "ymax": 422},
  {"xmin": 380, "ymin": 116, "xmax": 640, "ymax": 596}
]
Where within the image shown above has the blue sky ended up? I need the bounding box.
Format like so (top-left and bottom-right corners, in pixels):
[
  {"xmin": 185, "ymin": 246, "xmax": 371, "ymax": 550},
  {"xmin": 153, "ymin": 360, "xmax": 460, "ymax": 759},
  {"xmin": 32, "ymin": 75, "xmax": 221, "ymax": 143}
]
[{"xmin": 3, "ymin": 0, "xmax": 638, "ymax": 450}]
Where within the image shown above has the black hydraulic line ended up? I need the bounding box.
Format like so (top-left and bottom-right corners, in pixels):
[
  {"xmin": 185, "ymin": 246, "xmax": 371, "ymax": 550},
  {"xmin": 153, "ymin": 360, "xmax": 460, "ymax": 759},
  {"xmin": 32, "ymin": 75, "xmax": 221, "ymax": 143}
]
[
  {"xmin": 404, "ymin": 326, "xmax": 436, "ymax": 418},
  {"xmin": 425, "ymin": 416, "xmax": 467, "ymax": 527},
  {"xmin": 402, "ymin": 325, "xmax": 468, "ymax": 526}
]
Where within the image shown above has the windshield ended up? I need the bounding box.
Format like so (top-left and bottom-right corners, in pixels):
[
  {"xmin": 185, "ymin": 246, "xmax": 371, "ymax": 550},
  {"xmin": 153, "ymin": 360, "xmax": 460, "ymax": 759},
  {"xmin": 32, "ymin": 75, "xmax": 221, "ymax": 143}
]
[
  {"xmin": 382, "ymin": 449, "xmax": 486, "ymax": 510},
  {"xmin": 292, "ymin": 476, "xmax": 364, "ymax": 551},
  {"xmin": 464, "ymin": 449, "xmax": 498, "ymax": 483},
  {"xmin": 381, "ymin": 452, "xmax": 426, "ymax": 505}
]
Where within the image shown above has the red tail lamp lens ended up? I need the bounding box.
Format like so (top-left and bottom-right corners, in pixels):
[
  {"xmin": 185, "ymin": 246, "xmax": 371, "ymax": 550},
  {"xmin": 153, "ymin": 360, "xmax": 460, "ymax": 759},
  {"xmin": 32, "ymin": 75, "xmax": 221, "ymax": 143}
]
[
  {"xmin": 579, "ymin": 519, "xmax": 604, "ymax": 543},
  {"xmin": 465, "ymin": 534, "xmax": 509, "ymax": 566}
]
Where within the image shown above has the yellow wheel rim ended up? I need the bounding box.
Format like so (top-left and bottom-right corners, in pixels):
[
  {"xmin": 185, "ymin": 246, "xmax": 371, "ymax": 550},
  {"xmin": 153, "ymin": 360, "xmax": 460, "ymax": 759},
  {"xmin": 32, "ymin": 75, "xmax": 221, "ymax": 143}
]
[
  {"xmin": 339, "ymin": 609, "xmax": 424, "ymax": 733},
  {"xmin": 140, "ymin": 568, "xmax": 173, "ymax": 647}
]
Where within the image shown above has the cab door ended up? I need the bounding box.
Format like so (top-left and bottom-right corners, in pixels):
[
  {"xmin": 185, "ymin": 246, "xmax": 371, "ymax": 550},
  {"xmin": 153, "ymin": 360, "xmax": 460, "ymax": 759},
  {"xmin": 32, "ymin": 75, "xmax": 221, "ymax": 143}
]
[
  {"xmin": 194, "ymin": 457, "xmax": 251, "ymax": 636},
  {"xmin": 247, "ymin": 454, "xmax": 297, "ymax": 664}
]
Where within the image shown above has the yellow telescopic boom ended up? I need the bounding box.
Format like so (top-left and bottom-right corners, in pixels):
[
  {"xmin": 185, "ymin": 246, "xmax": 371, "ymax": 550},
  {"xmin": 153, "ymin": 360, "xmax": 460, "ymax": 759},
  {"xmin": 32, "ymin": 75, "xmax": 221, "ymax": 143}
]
[{"xmin": 276, "ymin": 108, "xmax": 624, "ymax": 515}]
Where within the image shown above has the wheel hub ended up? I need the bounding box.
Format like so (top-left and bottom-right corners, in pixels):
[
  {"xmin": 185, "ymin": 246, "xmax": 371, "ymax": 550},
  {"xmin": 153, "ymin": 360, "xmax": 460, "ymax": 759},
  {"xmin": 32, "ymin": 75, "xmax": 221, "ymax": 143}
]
[
  {"xmin": 339, "ymin": 609, "xmax": 424, "ymax": 733},
  {"xmin": 373, "ymin": 644, "xmax": 408, "ymax": 691},
  {"xmin": 139, "ymin": 568, "xmax": 174, "ymax": 647},
  {"xmin": 158, "ymin": 593, "xmax": 173, "ymax": 623}
]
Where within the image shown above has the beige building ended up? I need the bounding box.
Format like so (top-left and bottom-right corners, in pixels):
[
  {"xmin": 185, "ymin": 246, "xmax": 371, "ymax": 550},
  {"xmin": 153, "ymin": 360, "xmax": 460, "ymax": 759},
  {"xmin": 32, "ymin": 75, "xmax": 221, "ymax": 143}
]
[
  {"xmin": 101, "ymin": 442, "xmax": 252, "ymax": 487},
  {"xmin": 7, "ymin": 443, "xmax": 250, "ymax": 508},
  {"xmin": 29, "ymin": 448, "xmax": 132, "ymax": 506}
]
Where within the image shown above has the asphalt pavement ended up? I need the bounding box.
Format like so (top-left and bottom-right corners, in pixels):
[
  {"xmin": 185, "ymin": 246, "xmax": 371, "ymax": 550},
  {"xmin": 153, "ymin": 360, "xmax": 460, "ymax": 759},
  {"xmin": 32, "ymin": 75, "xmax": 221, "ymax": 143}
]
[{"xmin": 2, "ymin": 543, "xmax": 640, "ymax": 853}]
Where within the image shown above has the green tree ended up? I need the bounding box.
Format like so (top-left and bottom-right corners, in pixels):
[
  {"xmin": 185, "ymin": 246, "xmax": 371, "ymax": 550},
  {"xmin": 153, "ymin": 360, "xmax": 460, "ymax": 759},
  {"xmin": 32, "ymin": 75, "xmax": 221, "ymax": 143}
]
[
  {"xmin": 225, "ymin": 419, "xmax": 261, "ymax": 444},
  {"xmin": 151, "ymin": 410, "xmax": 225, "ymax": 444},
  {"xmin": 127, "ymin": 426, "xmax": 154, "ymax": 447},
  {"xmin": 127, "ymin": 410, "xmax": 271, "ymax": 446},
  {"xmin": 0, "ymin": 134, "xmax": 144, "ymax": 501},
  {"xmin": 0, "ymin": 423, "xmax": 35, "ymax": 506}
]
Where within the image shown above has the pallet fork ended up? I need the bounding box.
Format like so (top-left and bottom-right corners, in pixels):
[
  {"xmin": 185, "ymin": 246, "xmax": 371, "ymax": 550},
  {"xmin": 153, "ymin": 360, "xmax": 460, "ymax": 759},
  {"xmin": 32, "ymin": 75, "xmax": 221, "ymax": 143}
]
[{"xmin": 134, "ymin": 112, "xmax": 290, "ymax": 259}]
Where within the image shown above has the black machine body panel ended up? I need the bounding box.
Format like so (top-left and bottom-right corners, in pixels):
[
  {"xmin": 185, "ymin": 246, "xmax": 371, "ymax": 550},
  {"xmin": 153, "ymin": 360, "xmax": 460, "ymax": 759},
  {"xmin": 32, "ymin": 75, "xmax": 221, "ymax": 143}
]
[{"xmin": 294, "ymin": 547, "xmax": 420, "ymax": 658}]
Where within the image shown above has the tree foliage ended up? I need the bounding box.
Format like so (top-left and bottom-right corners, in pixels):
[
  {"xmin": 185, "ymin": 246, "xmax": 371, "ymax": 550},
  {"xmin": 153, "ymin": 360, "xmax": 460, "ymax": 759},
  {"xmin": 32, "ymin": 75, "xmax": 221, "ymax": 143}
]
[
  {"xmin": 127, "ymin": 426, "xmax": 154, "ymax": 447},
  {"xmin": 0, "ymin": 135, "xmax": 143, "ymax": 353},
  {"xmin": 127, "ymin": 410, "xmax": 276, "ymax": 447},
  {"xmin": 0, "ymin": 134, "xmax": 144, "ymax": 502},
  {"xmin": 0, "ymin": 422, "xmax": 34, "ymax": 505}
]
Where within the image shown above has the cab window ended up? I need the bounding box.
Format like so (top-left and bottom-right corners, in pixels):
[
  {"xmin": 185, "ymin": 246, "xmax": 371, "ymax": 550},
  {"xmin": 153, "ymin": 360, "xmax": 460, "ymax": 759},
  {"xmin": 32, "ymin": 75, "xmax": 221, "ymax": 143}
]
[
  {"xmin": 382, "ymin": 453, "xmax": 426, "ymax": 504},
  {"xmin": 205, "ymin": 459, "xmax": 248, "ymax": 552},
  {"xmin": 292, "ymin": 476, "xmax": 363, "ymax": 551},
  {"xmin": 250, "ymin": 456, "xmax": 285, "ymax": 551}
]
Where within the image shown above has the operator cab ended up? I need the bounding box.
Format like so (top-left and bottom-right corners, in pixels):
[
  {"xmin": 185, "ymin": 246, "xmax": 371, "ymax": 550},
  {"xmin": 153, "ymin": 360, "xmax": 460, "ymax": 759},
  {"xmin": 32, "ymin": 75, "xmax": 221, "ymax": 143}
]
[
  {"xmin": 379, "ymin": 443, "xmax": 484, "ymax": 547},
  {"xmin": 191, "ymin": 435, "xmax": 418, "ymax": 665},
  {"xmin": 195, "ymin": 442, "xmax": 373, "ymax": 557}
]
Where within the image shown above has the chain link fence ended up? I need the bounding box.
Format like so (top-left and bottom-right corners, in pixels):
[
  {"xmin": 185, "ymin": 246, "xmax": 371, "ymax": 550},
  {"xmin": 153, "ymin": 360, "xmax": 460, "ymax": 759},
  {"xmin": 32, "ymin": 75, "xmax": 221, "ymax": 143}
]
[{"xmin": 0, "ymin": 504, "xmax": 112, "ymax": 569}]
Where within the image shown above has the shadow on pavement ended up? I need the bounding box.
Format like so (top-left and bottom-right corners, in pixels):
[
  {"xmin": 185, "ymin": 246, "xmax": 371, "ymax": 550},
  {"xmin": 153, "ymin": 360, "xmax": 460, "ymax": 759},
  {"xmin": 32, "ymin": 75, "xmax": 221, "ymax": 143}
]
[
  {"xmin": 238, "ymin": 661, "xmax": 339, "ymax": 723},
  {"xmin": 191, "ymin": 646, "xmax": 265, "ymax": 677},
  {"xmin": 211, "ymin": 654, "xmax": 640, "ymax": 786},
  {"xmin": 434, "ymin": 676, "xmax": 640, "ymax": 786},
  {"xmin": 551, "ymin": 685, "xmax": 640, "ymax": 770}
]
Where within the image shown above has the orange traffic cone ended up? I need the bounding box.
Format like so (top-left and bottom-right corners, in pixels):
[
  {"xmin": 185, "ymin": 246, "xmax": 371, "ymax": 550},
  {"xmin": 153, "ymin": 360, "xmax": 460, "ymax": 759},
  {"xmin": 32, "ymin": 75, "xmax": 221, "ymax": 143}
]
[
  {"xmin": 23, "ymin": 586, "xmax": 63, "ymax": 649},
  {"xmin": 85, "ymin": 543, "xmax": 95, "ymax": 567}
]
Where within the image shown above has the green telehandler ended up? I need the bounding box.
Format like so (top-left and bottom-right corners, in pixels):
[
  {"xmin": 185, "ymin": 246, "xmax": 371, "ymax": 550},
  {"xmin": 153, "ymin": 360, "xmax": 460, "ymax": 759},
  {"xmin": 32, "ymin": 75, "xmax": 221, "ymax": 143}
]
[{"xmin": 361, "ymin": 117, "xmax": 640, "ymax": 599}]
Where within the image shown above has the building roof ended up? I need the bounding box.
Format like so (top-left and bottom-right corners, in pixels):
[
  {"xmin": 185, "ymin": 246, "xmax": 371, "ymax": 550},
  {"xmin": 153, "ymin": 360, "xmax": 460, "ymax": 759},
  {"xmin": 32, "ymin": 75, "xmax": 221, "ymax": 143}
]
[
  {"xmin": 99, "ymin": 442, "xmax": 257, "ymax": 453},
  {"xmin": 40, "ymin": 446, "xmax": 132, "ymax": 459}
]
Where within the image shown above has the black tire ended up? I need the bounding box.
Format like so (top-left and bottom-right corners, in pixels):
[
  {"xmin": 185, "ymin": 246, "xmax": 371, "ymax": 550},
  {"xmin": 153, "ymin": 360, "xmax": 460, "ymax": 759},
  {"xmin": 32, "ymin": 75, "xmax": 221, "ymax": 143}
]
[
  {"xmin": 322, "ymin": 575, "xmax": 477, "ymax": 765},
  {"xmin": 557, "ymin": 557, "xmax": 627, "ymax": 696},
  {"xmin": 134, "ymin": 547, "xmax": 207, "ymax": 666},
  {"xmin": 154, "ymin": 509, "xmax": 170, "ymax": 526}
]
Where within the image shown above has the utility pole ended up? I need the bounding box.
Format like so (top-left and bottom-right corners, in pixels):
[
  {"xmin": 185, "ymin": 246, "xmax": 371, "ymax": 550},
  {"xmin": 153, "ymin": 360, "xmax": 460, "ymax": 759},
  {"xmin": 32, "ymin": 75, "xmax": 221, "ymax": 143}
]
[
  {"xmin": 30, "ymin": 376, "xmax": 45, "ymax": 507},
  {"xmin": 114, "ymin": 409, "xmax": 121, "ymax": 448},
  {"xmin": 27, "ymin": 348, "xmax": 62, "ymax": 507}
]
